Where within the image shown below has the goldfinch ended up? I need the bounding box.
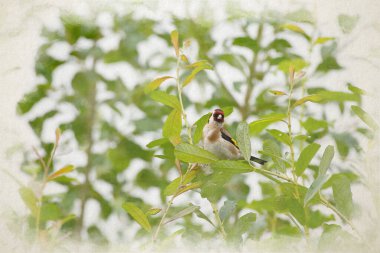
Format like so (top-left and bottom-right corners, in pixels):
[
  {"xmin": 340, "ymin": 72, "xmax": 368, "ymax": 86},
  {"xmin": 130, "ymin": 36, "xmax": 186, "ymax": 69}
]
[{"xmin": 202, "ymin": 108, "xmax": 267, "ymax": 165}]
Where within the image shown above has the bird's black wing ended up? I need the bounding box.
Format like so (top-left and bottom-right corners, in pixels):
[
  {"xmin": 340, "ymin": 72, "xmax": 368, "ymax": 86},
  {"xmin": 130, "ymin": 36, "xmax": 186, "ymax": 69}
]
[{"xmin": 220, "ymin": 130, "xmax": 239, "ymax": 149}]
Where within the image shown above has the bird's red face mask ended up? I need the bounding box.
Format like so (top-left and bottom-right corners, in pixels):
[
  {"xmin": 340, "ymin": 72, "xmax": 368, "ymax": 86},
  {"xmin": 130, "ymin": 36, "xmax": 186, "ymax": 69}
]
[{"xmin": 212, "ymin": 109, "xmax": 224, "ymax": 123}]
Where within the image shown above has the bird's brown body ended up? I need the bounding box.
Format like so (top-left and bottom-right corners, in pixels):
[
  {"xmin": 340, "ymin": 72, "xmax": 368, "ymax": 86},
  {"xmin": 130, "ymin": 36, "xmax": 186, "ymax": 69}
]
[{"xmin": 202, "ymin": 108, "xmax": 267, "ymax": 165}]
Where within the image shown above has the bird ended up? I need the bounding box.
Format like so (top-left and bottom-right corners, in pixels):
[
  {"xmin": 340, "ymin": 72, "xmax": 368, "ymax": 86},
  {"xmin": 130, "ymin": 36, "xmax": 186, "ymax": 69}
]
[{"xmin": 202, "ymin": 108, "xmax": 267, "ymax": 165}]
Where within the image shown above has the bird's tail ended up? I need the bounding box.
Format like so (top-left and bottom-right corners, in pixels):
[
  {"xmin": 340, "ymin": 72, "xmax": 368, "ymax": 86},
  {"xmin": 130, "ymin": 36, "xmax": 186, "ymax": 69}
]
[{"xmin": 250, "ymin": 156, "xmax": 267, "ymax": 165}]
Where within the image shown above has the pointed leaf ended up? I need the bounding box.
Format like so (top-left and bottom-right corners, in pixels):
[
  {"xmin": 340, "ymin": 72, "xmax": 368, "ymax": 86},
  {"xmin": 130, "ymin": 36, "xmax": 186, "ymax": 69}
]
[
  {"xmin": 292, "ymin": 94, "xmax": 323, "ymax": 108},
  {"xmin": 249, "ymin": 114, "xmax": 286, "ymax": 136},
  {"xmin": 267, "ymin": 129, "xmax": 292, "ymax": 146},
  {"xmin": 163, "ymin": 204, "xmax": 200, "ymax": 225},
  {"xmin": 163, "ymin": 109, "xmax": 182, "ymax": 145},
  {"xmin": 314, "ymin": 37, "xmax": 334, "ymax": 45},
  {"xmin": 144, "ymin": 76, "xmax": 174, "ymax": 94},
  {"xmin": 338, "ymin": 14, "xmax": 359, "ymax": 34},
  {"xmin": 193, "ymin": 113, "xmax": 211, "ymax": 144},
  {"xmin": 146, "ymin": 208, "xmax": 162, "ymax": 216},
  {"xmin": 146, "ymin": 138, "xmax": 169, "ymax": 148},
  {"xmin": 170, "ymin": 30, "xmax": 179, "ymax": 56},
  {"xmin": 174, "ymin": 143, "xmax": 219, "ymax": 163},
  {"xmin": 236, "ymin": 122, "xmax": 251, "ymax": 161},
  {"xmin": 47, "ymin": 165, "xmax": 75, "ymax": 181},
  {"xmin": 150, "ymin": 90, "xmax": 181, "ymax": 111},
  {"xmin": 195, "ymin": 209, "xmax": 216, "ymax": 227},
  {"xmin": 332, "ymin": 175, "xmax": 354, "ymax": 219},
  {"xmin": 122, "ymin": 202, "xmax": 151, "ymax": 232},
  {"xmin": 351, "ymin": 105, "xmax": 379, "ymax": 131},
  {"xmin": 295, "ymin": 143, "xmax": 321, "ymax": 176},
  {"xmin": 269, "ymin": 90, "xmax": 287, "ymax": 96},
  {"xmin": 262, "ymin": 139, "xmax": 286, "ymax": 171},
  {"xmin": 164, "ymin": 169, "xmax": 199, "ymax": 196},
  {"xmin": 182, "ymin": 62, "xmax": 213, "ymax": 87},
  {"xmin": 304, "ymin": 174, "xmax": 329, "ymax": 206},
  {"xmin": 211, "ymin": 160, "xmax": 254, "ymax": 174},
  {"xmin": 319, "ymin": 145, "xmax": 334, "ymax": 176},
  {"xmin": 221, "ymin": 106, "xmax": 233, "ymax": 116},
  {"xmin": 219, "ymin": 200, "xmax": 236, "ymax": 221},
  {"xmin": 281, "ymin": 24, "xmax": 310, "ymax": 40},
  {"xmin": 18, "ymin": 187, "xmax": 38, "ymax": 217},
  {"xmin": 174, "ymin": 182, "xmax": 202, "ymax": 197}
]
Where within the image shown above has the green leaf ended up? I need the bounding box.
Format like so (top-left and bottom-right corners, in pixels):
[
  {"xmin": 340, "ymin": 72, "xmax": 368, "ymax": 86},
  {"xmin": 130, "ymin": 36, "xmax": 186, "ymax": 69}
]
[
  {"xmin": 174, "ymin": 182, "xmax": 202, "ymax": 197},
  {"xmin": 351, "ymin": 105, "xmax": 379, "ymax": 131},
  {"xmin": 47, "ymin": 165, "xmax": 75, "ymax": 181},
  {"xmin": 338, "ymin": 14, "xmax": 359, "ymax": 34},
  {"xmin": 164, "ymin": 178, "xmax": 181, "ymax": 196},
  {"xmin": 262, "ymin": 139, "xmax": 286, "ymax": 171},
  {"xmin": 122, "ymin": 202, "xmax": 151, "ymax": 232},
  {"xmin": 333, "ymin": 133, "xmax": 359, "ymax": 157},
  {"xmin": 163, "ymin": 204, "xmax": 200, "ymax": 225},
  {"xmin": 267, "ymin": 39, "xmax": 292, "ymax": 52},
  {"xmin": 316, "ymin": 57, "xmax": 342, "ymax": 72},
  {"xmin": 182, "ymin": 62, "xmax": 213, "ymax": 87},
  {"xmin": 221, "ymin": 106, "xmax": 233, "ymax": 117},
  {"xmin": 280, "ymin": 24, "xmax": 310, "ymax": 40},
  {"xmin": 61, "ymin": 15, "xmax": 101, "ymax": 44},
  {"xmin": 314, "ymin": 37, "xmax": 334, "ymax": 45},
  {"xmin": 332, "ymin": 175, "xmax": 354, "ymax": 219},
  {"xmin": 17, "ymin": 83, "xmax": 51, "ymax": 114},
  {"xmin": 301, "ymin": 117, "xmax": 328, "ymax": 133},
  {"xmin": 150, "ymin": 91, "xmax": 181, "ymax": 111},
  {"xmin": 174, "ymin": 143, "xmax": 218, "ymax": 163},
  {"xmin": 286, "ymin": 9, "xmax": 314, "ymax": 23},
  {"xmin": 347, "ymin": 83, "xmax": 366, "ymax": 95},
  {"xmin": 292, "ymin": 94, "xmax": 323, "ymax": 108},
  {"xmin": 236, "ymin": 122, "xmax": 251, "ymax": 161},
  {"xmin": 233, "ymin": 37, "xmax": 259, "ymax": 52},
  {"xmin": 163, "ymin": 109, "xmax": 182, "ymax": 145},
  {"xmin": 267, "ymin": 129, "xmax": 292, "ymax": 146},
  {"xmin": 146, "ymin": 138, "xmax": 169, "ymax": 148},
  {"xmin": 219, "ymin": 200, "xmax": 236, "ymax": 221},
  {"xmin": 249, "ymin": 114, "xmax": 286, "ymax": 135},
  {"xmin": 164, "ymin": 169, "xmax": 199, "ymax": 196},
  {"xmin": 195, "ymin": 209, "xmax": 216, "ymax": 227},
  {"xmin": 319, "ymin": 145, "xmax": 334, "ymax": 176},
  {"xmin": 304, "ymin": 174, "xmax": 329, "ymax": 206},
  {"xmin": 278, "ymin": 58, "xmax": 309, "ymax": 73},
  {"xmin": 144, "ymin": 76, "xmax": 174, "ymax": 94},
  {"xmin": 317, "ymin": 90, "xmax": 359, "ymax": 103},
  {"xmin": 229, "ymin": 213, "xmax": 257, "ymax": 240},
  {"xmin": 170, "ymin": 30, "xmax": 179, "ymax": 57},
  {"xmin": 40, "ymin": 203, "xmax": 62, "ymax": 221},
  {"xmin": 269, "ymin": 90, "xmax": 287, "ymax": 96},
  {"xmin": 211, "ymin": 160, "xmax": 254, "ymax": 174},
  {"xmin": 295, "ymin": 143, "xmax": 321, "ymax": 176},
  {"xmin": 193, "ymin": 113, "xmax": 211, "ymax": 144},
  {"xmin": 146, "ymin": 208, "xmax": 162, "ymax": 216},
  {"xmin": 18, "ymin": 187, "xmax": 38, "ymax": 217}
]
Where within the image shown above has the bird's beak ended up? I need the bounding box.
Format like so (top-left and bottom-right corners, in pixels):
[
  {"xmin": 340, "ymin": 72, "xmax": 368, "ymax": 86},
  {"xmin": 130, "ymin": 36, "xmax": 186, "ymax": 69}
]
[{"xmin": 217, "ymin": 114, "xmax": 223, "ymax": 120}]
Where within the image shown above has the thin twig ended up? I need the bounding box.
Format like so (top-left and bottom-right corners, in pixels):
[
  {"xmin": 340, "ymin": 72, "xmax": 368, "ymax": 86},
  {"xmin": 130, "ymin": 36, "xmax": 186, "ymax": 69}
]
[
  {"xmin": 211, "ymin": 202, "xmax": 227, "ymax": 240},
  {"xmin": 152, "ymin": 196, "xmax": 175, "ymax": 242}
]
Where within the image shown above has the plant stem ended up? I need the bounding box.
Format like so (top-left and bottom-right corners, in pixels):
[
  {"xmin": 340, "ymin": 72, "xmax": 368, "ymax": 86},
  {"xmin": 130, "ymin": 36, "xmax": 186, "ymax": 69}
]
[
  {"xmin": 153, "ymin": 195, "xmax": 175, "ymax": 242},
  {"xmin": 76, "ymin": 59, "xmax": 97, "ymax": 235},
  {"xmin": 211, "ymin": 202, "xmax": 227, "ymax": 240},
  {"xmin": 32, "ymin": 147, "xmax": 50, "ymax": 241},
  {"xmin": 175, "ymin": 55, "xmax": 193, "ymax": 144}
]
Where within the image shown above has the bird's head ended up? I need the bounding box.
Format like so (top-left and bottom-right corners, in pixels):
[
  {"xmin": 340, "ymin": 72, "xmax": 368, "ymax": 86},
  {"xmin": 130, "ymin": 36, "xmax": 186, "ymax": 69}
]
[{"xmin": 210, "ymin": 108, "xmax": 225, "ymax": 124}]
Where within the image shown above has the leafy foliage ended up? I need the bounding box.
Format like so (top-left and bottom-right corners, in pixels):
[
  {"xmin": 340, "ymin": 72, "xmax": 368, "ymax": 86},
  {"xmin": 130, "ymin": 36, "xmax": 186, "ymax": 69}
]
[{"xmin": 14, "ymin": 8, "xmax": 372, "ymax": 251}]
